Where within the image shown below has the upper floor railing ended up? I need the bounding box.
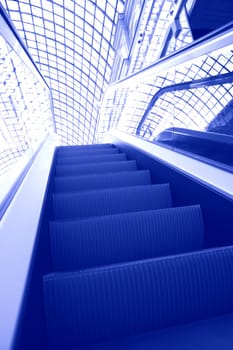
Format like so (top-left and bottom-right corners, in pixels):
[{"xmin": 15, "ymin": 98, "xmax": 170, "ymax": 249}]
[
  {"xmin": 97, "ymin": 21, "xmax": 233, "ymax": 145},
  {"xmin": 137, "ymin": 71, "xmax": 233, "ymax": 135}
]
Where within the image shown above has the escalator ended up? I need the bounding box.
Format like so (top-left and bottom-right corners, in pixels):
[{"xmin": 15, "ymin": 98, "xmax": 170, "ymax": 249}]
[
  {"xmin": 35, "ymin": 143, "xmax": 233, "ymax": 349},
  {"xmin": 1, "ymin": 3, "xmax": 233, "ymax": 349}
]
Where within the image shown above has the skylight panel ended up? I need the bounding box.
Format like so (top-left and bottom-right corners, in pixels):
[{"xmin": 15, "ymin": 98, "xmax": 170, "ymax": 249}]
[
  {"xmin": 85, "ymin": 22, "xmax": 93, "ymax": 35},
  {"xmin": 93, "ymin": 39, "xmax": 100, "ymax": 51},
  {"xmin": 9, "ymin": 11, "xmax": 21, "ymax": 21},
  {"xmin": 42, "ymin": 10, "xmax": 53, "ymax": 22},
  {"xmin": 2, "ymin": 0, "xmax": 125, "ymax": 145},
  {"xmin": 85, "ymin": 11, "xmax": 94, "ymax": 25},
  {"xmin": 32, "ymin": 6, "xmax": 43, "ymax": 17},
  {"xmin": 107, "ymin": 4, "xmax": 115, "ymax": 18},
  {"xmin": 87, "ymin": 1, "xmax": 95, "ymax": 15},
  {"xmin": 34, "ymin": 17, "xmax": 44, "ymax": 27},
  {"xmin": 104, "ymin": 17, "xmax": 112, "ymax": 32},
  {"xmin": 23, "ymin": 23, "xmax": 34, "ymax": 32},
  {"xmin": 95, "ymin": 20, "xmax": 103, "ymax": 34},
  {"xmin": 96, "ymin": 9, "xmax": 104, "ymax": 24},
  {"xmin": 19, "ymin": 3, "xmax": 30, "ymax": 13},
  {"xmin": 5, "ymin": 1, "xmax": 18, "ymax": 11},
  {"xmin": 93, "ymin": 30, "xmax": 101, "ymax": 42},
  {"xmin": 96, "ymin": 0, "xmax": 105, "ymax": 12},
  {"xmin": 75, "ymin": 4, "xmax": 85, "ymax": 18},
  {"xmin": 45, "ymin": 29, "xmax": 55, "ymax": 40},
  {"xmin": 104, "ymin": 28, "xmax": 111, "ymax": 41}
]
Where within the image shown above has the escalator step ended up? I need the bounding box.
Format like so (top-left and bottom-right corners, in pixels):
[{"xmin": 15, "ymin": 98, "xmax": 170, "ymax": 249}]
[
  {"xmin": 56, "ymin": 147, "xmax": 119, "ymax": 159},
  {"xmin": 56, "ymin": 153, "xmax": 127, "ymax": 165},
  {"xmin": 50, "ymin": 205, "xmax": 204, "ymax": 271},
  {"xmin": 84, "ymin": 315, "xmax": 233, "ymax": 349},
  {"xmin": 53, "ymin": 184, "xmax": 172, "ymax": 220},
  {"xmin": 54, "ymin": 170, "xmax": 151, "ymax": 193},
  {"xmin": 55, "ymin": 160, "xmax": 137, "ymax": 177},
  {"xmin": 43, "ymin": 245, "xmax": 233, "ymax": 348},
  {"xmin": 57, "ymin": 143, "xmax": 114, "ymax": 154}
]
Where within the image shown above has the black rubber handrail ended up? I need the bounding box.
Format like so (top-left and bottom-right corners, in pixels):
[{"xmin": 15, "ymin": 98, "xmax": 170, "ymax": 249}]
[
  {"xmin": 136, "ymin": 71, "xmax": 233, "ymax": 135},
  {"xmin": 156, "ymin": 139, "xmax": 233, "ymax": 173},
  {"xmin": 155, "ymin": 127, "xmax": 233, "ymax": 145}
]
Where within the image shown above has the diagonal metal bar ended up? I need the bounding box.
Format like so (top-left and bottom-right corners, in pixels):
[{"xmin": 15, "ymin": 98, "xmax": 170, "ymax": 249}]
[{"xmin": 136, "ymin": 71, "xmax": 233, "ymax": 135}]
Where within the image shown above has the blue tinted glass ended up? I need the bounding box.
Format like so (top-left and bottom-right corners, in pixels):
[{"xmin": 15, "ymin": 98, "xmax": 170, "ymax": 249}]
[{"xmin": 0, "ymin": 33, "xmax": 53, "ymax": 177}]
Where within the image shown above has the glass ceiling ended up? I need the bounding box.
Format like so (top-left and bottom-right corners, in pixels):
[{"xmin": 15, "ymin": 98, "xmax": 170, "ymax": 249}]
[
  {"xmin": 1, "ymin": 0, "xmax": 232, "ymax": 186},
  {"xmin": 2, "ymin": 0, "xmax": 125, "ymax": 145},
  {"xmin": 2, "ymin": 0, "xmax": 194, "ymax": 145},
  {"xmin": 1, "ymin": 0, "xmax": 197, "ymax": 146}
]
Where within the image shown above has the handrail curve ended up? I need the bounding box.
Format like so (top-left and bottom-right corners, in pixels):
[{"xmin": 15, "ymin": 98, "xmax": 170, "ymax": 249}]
[{"xmin": 136, "ymin": 71, "xmax": 233, "ymax": 135}]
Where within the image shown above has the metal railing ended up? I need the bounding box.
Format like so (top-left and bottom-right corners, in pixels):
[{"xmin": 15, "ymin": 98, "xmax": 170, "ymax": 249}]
[
  {"xmin": 98, "ymin": 21, "xmax": 233, "ymax": 141},
  {"xmin": 136, "ymin": 71, "xmax": 233, "ymax": 135}
]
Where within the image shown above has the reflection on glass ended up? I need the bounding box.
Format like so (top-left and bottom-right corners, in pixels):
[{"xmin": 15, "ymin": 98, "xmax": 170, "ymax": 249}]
[{"xmin": 0, "ymin": 34, "xmax": 53, "ymax": 178}]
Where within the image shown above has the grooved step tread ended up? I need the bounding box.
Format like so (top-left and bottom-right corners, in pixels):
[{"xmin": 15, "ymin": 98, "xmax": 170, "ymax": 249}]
[
  {"xmin": 56, "ymin": 153, "xmax": 127, "ymax": 165},
  {"xmin": 87, "ymin": 314, "xmax": 233, "ymax": 349},
  {"xmin": 57, "ymin": 143, "xmax": 114, "ymax": 154},
  {"xmin": 43, "ymin": 246, "xmax": 233, "ymax": 348},
  {"xmin": 54, "ymin": 170, "xmax": 151, "ymax": 193},
  {"xmin": 55, "ymin": 160, "xmax": 137, "ymax": 177},
  {"xmin": 56, "ymin": 147, "xmax": 119, "ymax": 159},
  {"xmin": 50, "ymin": 205, "xmax": 204, "ymax": 271},
  {"xmin": 53, "ymin": 184, "xmax": 172, "ymax": 220}
]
